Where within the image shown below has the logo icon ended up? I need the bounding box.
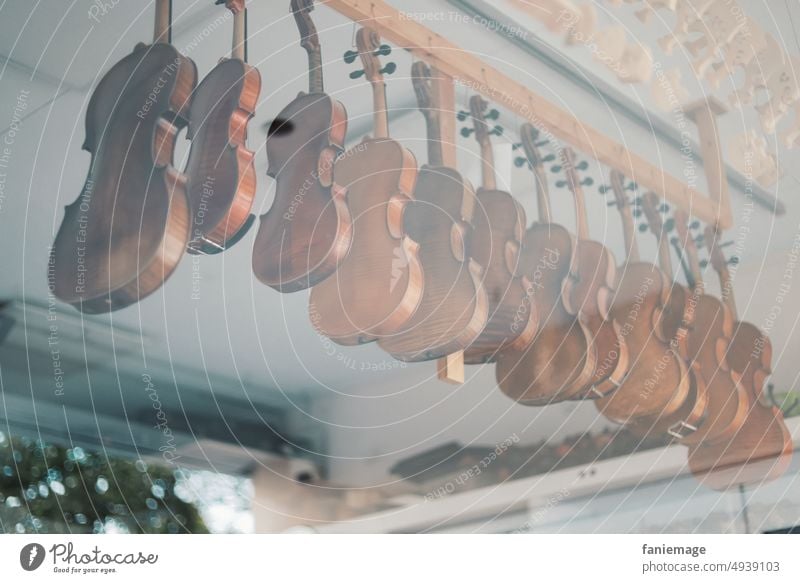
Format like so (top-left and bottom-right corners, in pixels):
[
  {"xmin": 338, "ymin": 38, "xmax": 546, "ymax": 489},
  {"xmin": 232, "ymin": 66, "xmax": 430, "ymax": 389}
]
[{"xmin": 20, "ymin": 543, "xmax": 46, "ymax": 571}]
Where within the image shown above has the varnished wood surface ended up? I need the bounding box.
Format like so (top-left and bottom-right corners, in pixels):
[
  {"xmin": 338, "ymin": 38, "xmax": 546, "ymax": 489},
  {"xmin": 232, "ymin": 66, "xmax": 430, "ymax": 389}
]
[{"xmin": 52, "ymin": 40, "xmax": 196, "ymax": 313}]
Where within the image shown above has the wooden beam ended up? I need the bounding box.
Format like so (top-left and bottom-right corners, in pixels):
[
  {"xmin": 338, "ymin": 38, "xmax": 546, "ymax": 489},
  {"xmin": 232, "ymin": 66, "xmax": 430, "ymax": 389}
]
[
  {"xmin": 322, "ymin": 0, "xmax": 730, "ymax": 229},
  {"xmin": 684, "ymin": 97, "xmax": 733, "ymax": 230},
  {"xmin": 431, "ymin": 67, "xmax": 465, "ymax": 384}
]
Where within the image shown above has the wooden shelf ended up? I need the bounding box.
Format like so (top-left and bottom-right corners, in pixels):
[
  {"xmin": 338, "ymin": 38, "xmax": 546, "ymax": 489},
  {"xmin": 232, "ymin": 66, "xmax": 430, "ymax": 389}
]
[{"xmin": 323, "ymin": 0, "xmax": 732, "ymax": 229}]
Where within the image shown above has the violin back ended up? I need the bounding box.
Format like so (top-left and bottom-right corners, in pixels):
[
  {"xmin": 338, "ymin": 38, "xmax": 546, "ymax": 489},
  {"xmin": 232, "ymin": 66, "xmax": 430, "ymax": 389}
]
[
  {"xmin": 377, "ymin": 165, "xmax": 487, "ymax": 361},
  {"xmin": 254, "ymin": 92, "xmax": 350, "ymax": 291},
  {"xmin": 462, "ymin": 189, "xmax": 536, "ymax": 363},
  {"xmin": 52, "ymin": 42, "xmax": 196, "ymax": 313},
  {"xmin": 495, "ymin": 222, "xmax": 596, "ymax": 404},
  {"xmin": 308, "ymin": 137, "xmax": 421, "ymax": 344},
  {"xmin": 184, "ymin": 58, "xmax": 260, "ymax": 252}
]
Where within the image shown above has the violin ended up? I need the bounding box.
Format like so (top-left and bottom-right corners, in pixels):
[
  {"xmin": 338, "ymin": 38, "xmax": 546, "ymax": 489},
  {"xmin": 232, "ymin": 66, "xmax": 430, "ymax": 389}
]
[
  {"xmin": 594, "ymin": 182, "xmax": 690, "ymax": 423},
  {"xmin": 462, "ymin": 99, "xmax": 537, "ymax": 364},
  {"xmin": 308, "ymin": 28, "xmax": 421, "ymax": 344},
  {"xmin": 670, "ymin": 209, "xmax": 748, "ymax": 446},
  {"xmin": 51, "ymin": 0, "xmax": 196, "ymax": 313},
  {"xmin": 253, "ymin": 0, "xmax": 350, "ymax": 292},
  {"xmin": 495, "ymin": 133, "xmax": 594, "ymax": 404},
  {"xmin": 183, "ymin": 0, "xmax": 260, "ymax": 255},
  {"xmin": 559, "ymin": 148, "xmax": 627, "ymax": 400},
  {"xmin": 377, "ymin": 63, "xmax": 487, "ymax": 361},
  {"xmin": 623, "ymin": 192, "xmax": 708, "ymax": 442},
  {"xmin": 688, "ymin": 226, "xmax": 792, "ymax": 489}
]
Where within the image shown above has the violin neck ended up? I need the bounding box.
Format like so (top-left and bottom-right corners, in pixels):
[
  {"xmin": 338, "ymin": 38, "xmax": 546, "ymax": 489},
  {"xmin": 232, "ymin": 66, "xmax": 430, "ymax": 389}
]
[
  {"xmin": 571, "ymin": 181, "xmax": 590, "ymax": 240},
  {"xmin": 154, "ymin": 0, "xmax": 171, "ymax": 44},
  {"xmin": 620, "ymin": 206, "xmax": 640, "ymax": 263},
  {"xmin": 656, "ymin": 234, "xmax": 674, "ymax": 278},
  {"xmin": 684, "ymin": 240, "xmax": 704, "ymax": 290},
  {"xmin": 533, "ymin": 164, "xmax": 552, "ymax": 224},
  {"xmin": 371, "ymin": 79, "xmax": 389, "ymax": 139},
  {"xmin": 480, "ymin": 138, "xmax": 497, "ymax": 190},
  {"xmin": 424, "ymin": 112, "xmax": 444, "ymax": 167},
  {"xmin": 717, "ymin": 264, "xmax": 738, "ymax": 320},
  {"xmin": 231, "ymin": 7, "xmax": 246, "ymax": 62},
  {"xmin": 307, "ymin": 47, "xmax": 324, "ymax": 93}
]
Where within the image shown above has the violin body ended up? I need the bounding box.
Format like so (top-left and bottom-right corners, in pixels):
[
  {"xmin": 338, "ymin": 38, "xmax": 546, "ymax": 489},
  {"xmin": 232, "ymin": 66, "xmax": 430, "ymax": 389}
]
[
  {"xmin": 596, "ymin": 262, "xmax": 690, "ymax": 421},
  {"xmin": 184, "ymin": 57, "xmax": 260, "ymax": 253},
  {"xmin": 378, "ymin": 165, "xmax": 487, "ymax": 361},
  {"xmin": 689, "ymin": 322, "xmax": 792, "ymax": 489},
  {"xmin": 680, "ymin": 293, "xmax": 748, "ymax": 446},
  {"xmin": 308, "ymin": 137, "xmax": 422, "ymax": 344},
  {"xmin": 52, "ymin": 42, "xmax": 196, "ymax": 313},
  {"xmin": 563, "ymin": 238, "xmax": 628, "ymax": 399},
  {"xmin": 495, "ymin": 222, "xmax": 595, "ymax": 404},
  {"xmin": 253, "ymin": 92, "xmax": 350, "ymax": 291},
  {"xmin": 462, "ymin": 190, "xmax": 537, "ymax": 363}
]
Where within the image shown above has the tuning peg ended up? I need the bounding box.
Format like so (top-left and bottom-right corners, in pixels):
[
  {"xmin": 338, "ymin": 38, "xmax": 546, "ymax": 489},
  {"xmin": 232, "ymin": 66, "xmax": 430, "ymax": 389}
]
[
  {"xmin": 638, "ymin": 223, "xmax": 648, "ymax": 233},
  {"xmin": 632, "ymin": 196, "xmax": 642, "ymax": 206},
  {"xmin": 380, "ymin": 62, "xmax": 396, "ymax": 75},
  {"xmin": 555, "ymin": 179, "xmax": 568, "ymax": 188},
  {"xmin": 720, "ymin": 240, "xmax": 735, "ymax": 248},
  {"xmin": 512, "ymin": 142, "xmax": 522, "ymax": 150},
  {"xmin": 460, "ymin": 127, "xmax": 475, "ymax": 138},
  {"xmin": 728, "ymin": 256, "xmax": 739, "ymax": 265},
  {"xmin": 576, "ymin": 160, "xmax": 589, "ymax": 171},
  {"xmin": 457, "ymin": 110, "xmax": 470, "ymax": 122},
  {"xmin": 485, "ymin": 108, "xmax": 500, "ymax": 121},
  {"xmin": 700, "ymin": 259, "xmax": 709, "ymax": 268},
  {"xmin": 580, "ymin": 177, "xmax": 593, "ymax": 187},
  {"xmin": 658, "ymin": 203, "xmax": 670, "ymax": 213},
  {"xmin": 542, "ymin": 153, "xmax": 556, "ymax": 163},
  {"xmin": 343, "ymin": 49, "xmax": 359, "ymax": 64},
  {"xmin": 664, "ymin": 217, "xmax": 675, "ymax": 232},
  {"xmin": 626, "ymin": 181, "xmax": 637, "ymax": 191},
  {"xmin": 374, "ymin": 44, "xmax": 391, "ymax": 57},
  {"xmin": 693, "ymin": 234, "xmax": 705, "ymax": 245},
  {"xmin": 550, "ymin": 164, "xmax": 562, "ymax": 173},
  {"xmin": 490, "ymin": 125, "xmax": 503, "ymax": 136},
  {"xmin": 632, "ymin": 208, "xmax": 643, "ymax": 218},
  {"xmin": 514, "ymin": 156, "xmax": 529, "ymax": 168},
  {"xmin": 536, "ymin": 139, "xmax": 549, "ymax": 147},
  {"xmin": 690, "ymin": 220, "xmax": 701, "ymax": 230},
  {"xmin": 606, "ymin": 200, "xmax": 618, "ymax": 207},
  {"xmin": 670, "ymin": 236, "xmax": 679, "ymax": 245},
  {"xmin": 349, "ymin": 69, "xmax": 365, "ymax": 79},
  {"xmin": 598, "ymin": 184, "xmax": 611, "ymax": 194}
]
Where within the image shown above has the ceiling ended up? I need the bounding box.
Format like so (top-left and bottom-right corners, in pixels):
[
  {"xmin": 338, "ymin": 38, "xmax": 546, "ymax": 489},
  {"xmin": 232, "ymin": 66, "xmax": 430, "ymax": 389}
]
[{"xmin": 1, "ymin": 0, "xmax": 800, "ymax": 488}]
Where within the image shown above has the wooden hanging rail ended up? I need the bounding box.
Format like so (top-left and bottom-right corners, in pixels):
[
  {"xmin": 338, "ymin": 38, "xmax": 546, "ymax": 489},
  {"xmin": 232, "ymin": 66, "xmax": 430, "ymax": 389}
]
[{"xmin": 322, "ymin": 0, "xmax": 733, "ymax": 229}]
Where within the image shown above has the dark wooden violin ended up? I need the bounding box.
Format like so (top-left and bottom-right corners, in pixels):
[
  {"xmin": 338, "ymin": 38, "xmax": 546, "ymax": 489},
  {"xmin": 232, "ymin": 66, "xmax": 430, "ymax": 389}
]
[
  {"xmin": 308, "ymin": 28, "xmax": 421, "ymax": 344},
  {"xmin": 495, "ymin": 133, "xmax": 594, "ymax": 405},
  {"xmin": 183, "ymin": 0, "xmax": 260, "ymax": 255},
  {"xmin": 51, "ymin": 0, "xmax": 196, "ymax": 313},
  {"xmin": 377, "ymin": 63, "xmax": 487, "ymax": 361},
  {"xmin": 559, "ymin": 148, "xmax": 627, "ymax": 400},
  {"xmin": 688, "ymin": 226, "xmax": 792, "ymax": 489},
  {"xmin": 623, "ymin": 193, "xmax": 708, "ymax": 442},
  {"xmin": 670, "ymin": 210, "xmax": 748, "ymax": 446},
  {"xmin": 462, "ymin": 98, "xmax": 537, "ymax": 364},
  {"xmin": 595, "ymin": 182, "xmax": 690, "ymax": 423},
  {"xmin": 253, "ymin": 0, "xmax": 350, "ymax": 292}
]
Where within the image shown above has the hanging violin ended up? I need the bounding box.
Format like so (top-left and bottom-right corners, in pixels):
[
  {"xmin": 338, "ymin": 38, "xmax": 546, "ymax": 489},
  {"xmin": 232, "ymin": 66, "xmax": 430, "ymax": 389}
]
[
  {"xmin": 377, "ymin": 63, "xmax": 487, "ymax": 361},
  {"xmin": 688, "ymin": 226, "xmax": 792, "ymax": 489},
  {"xmin": 308, "ymin": 28, "xmax": 422, "ymax": 344},
  {"xmin": 253, "ymin": 0, "xmax": 350, "ymax": 292},
  {"xmin": 51, "ymin": 0, "xmax": 196, "ymax": 313},
  {"xmin": 495, "ymin": 135, "xmax": 594, "ymax": 405},
  {"xmin": 183, "ymin": 0, "xmax": 260, "ymax": 255},
  {"xmin": 462, "ymin": 98, "xmax": 537, "ymax": 364}
]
